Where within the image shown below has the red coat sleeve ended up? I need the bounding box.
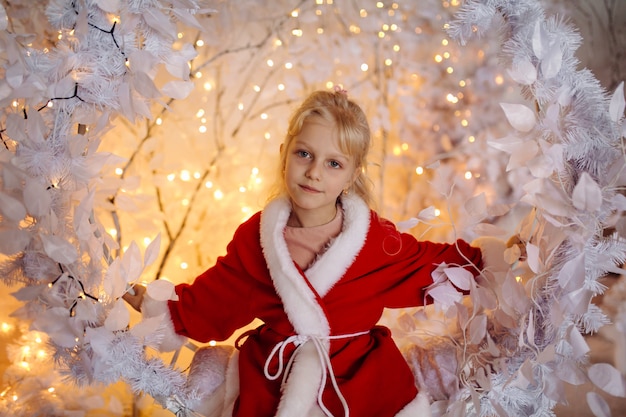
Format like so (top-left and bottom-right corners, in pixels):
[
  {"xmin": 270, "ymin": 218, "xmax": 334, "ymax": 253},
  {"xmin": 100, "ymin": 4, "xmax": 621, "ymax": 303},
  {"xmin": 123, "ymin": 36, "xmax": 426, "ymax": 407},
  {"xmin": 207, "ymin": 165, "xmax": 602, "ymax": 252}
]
[
  {"xmin": 345, "ymin": 213, "xmax": 483, "ymax": 310},
  {"xmin": 167, "ymin": 213, "xmax": 276, "ymax": 343}
]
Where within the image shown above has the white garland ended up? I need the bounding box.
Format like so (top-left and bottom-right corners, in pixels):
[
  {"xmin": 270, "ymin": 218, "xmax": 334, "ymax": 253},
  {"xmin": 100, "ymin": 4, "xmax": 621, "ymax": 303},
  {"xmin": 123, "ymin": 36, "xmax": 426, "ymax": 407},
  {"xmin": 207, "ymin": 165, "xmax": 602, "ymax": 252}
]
[{"xmin": 440, "ymin": 0, "xmax": 626, "ymax": 416}]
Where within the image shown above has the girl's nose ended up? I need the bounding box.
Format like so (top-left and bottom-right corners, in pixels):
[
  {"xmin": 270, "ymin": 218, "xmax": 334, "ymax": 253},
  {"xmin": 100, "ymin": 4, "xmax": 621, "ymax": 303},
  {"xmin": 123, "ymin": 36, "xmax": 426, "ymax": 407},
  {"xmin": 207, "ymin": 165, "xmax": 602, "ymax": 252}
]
[{"xmin": 305, "ymin": 161, "xmax": 321, "ymax": 180}]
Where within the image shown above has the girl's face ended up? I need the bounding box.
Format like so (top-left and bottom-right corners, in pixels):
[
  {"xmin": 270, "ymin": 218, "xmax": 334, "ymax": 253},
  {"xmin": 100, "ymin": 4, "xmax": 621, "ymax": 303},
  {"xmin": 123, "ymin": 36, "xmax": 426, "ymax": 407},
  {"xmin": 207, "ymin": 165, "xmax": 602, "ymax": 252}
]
[{"xmin": 283, "ymin": 116, "xmax": 358, "ymax": 227}]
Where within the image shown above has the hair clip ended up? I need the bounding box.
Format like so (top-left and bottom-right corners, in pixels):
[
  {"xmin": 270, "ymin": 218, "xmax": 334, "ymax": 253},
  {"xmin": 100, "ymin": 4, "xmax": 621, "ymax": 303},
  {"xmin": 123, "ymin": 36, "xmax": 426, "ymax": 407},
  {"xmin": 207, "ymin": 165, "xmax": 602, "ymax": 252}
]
[{"xmin": 333, "ymin": 85, "xmax": 348, "ymax": 95}]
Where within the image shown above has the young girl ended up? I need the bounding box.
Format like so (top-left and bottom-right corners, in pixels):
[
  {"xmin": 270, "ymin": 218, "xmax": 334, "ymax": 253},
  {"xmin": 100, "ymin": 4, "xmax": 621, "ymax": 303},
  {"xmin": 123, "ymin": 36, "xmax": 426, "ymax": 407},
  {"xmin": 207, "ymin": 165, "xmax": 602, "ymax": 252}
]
[{"xmin": 125, "ymin": 88, "xmax": 486, "ymax": 417}]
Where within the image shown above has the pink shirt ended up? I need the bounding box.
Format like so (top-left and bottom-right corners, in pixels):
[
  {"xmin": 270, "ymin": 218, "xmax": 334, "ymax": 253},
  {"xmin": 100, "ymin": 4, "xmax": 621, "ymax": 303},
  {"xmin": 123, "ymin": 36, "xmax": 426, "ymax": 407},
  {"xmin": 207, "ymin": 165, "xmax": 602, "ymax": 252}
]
[{"xmin": 284, "ymin": 207, "xmax": 344, "ymax": 270}]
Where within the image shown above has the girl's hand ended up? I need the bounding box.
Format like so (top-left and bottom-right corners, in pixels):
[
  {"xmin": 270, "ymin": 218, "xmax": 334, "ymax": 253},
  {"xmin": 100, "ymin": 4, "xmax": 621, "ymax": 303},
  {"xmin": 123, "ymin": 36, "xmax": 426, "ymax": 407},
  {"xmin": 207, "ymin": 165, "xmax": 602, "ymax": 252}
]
[{"xmin": 122, "ymin": 283, "xmax": 147, "ymax": 312}]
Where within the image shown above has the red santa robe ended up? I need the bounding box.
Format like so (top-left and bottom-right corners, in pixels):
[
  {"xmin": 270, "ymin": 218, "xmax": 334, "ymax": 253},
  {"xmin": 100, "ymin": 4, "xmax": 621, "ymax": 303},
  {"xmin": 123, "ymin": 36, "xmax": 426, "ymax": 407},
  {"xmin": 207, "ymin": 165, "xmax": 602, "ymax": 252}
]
[{"xmin": 167, "ymin": 194, "xmax": 482, "ymax": 417}]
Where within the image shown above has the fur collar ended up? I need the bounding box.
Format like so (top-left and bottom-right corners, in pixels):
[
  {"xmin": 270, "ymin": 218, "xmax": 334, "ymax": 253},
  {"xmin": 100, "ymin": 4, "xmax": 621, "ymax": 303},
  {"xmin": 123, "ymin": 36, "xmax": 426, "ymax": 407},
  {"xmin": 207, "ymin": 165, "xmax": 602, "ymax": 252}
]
[{"xmin": 260, "ymin": 194, "xmax": 370, "ymax": 335}]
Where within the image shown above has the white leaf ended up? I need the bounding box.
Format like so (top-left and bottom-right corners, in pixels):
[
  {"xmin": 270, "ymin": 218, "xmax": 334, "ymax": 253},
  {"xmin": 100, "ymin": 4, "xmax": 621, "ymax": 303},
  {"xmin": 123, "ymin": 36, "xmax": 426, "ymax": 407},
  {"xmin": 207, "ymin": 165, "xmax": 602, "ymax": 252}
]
[
  {"xmin": 469, "ymin": 314, "xmax": 487, "ymax": 344},
  {"xmin": 560, "ymin": 287, "xmax": 593, "ymax": 315},
  {"xmin": 142, "ymin": 8, "xmax": 176, "ymax": 40},
  {"xmin": 146, "ymin": 279, "xmax": 177, "ymax": 301},
  {"xmin": 40, "ymin": 233, "xmax": 78, "ymax": 264},
  {"xmin": 11, "ymin": 284, "xmax": 46, "ymax": 301},
  {"xmin": 85, "ymin": 326, "xmax": 114, "ymax": 358},
  {"xmin": 104, "ymin": 299, "xmax": 130, "ymax": 332},
  {"xmin": 507, "ymin": 140, "xmax": 538, "ymax": 170},
  {"xmin": 488, "ymin": 135, "xmax": 525, "ymax": 154},
  {"xmin": 23, "ymin": 179, "xmax": 51, "ymax": 217},
  {"xmin": 144, "ymin": 233, "xmax": 161, "ymax": 268},
  {"xmin": 557, "ymin": 253, "xmax": 586, "ymax": 292},
  {"xmin": 532, "ymin": 21, "xmax": 549, "ymax": 59},
  {"xmin": 540, "ymin": 41, "xmax": 562, "ymax": 79},
  {"xmin": 568, "ymin": 325, "xmax": 590, "ymax": 359},
  {"xmin": 0, "ymin": 191, "xmax": 26, "ymax": 221},
  {"xmin": 0, "ymin": 228, "xmax": 30, "ymax": 254},
  {"xmin": 417, "ymin": 206, "xmax": 438, "ymax": 221},
  {"xmin": 444, "ymin": 267, "xmax": 473, "ymax": 291},
  {"xmin": 572, "ymin": 172, "xmax": 602, "ymax": 212},
  {"xmin": 464, "ymin": 193, "xmax": 487, "ymax": 219},
  {"xmin": 425, "ymin": 281, "xmax": 463, "ymax": 308},
  {"xmin": 587, "ymin": 392, "xmax": 612, "ymax": 417},
  {"xmin": 132, "ymin": 71, "xmax": 161, "ymax": 99},
  {"xmin": 609, "ymin": 81, "xmax": 625, "ymax": 123},
  {"xmin": 95, "ymin": 0, "xmax": 120, "ymax": 13},
  {"xmin": 526, "ymin": 243, "xmax": 542, "ymax": 273},
  {"xmin": 588, "ymin": 363, "xmax": 626, "ymax": 397},
  {"xmin": 103, "ymin": 258, "xmax": 125, "ymax": 299},
  {"xmin": 161, "ymin": 80, "xmax": 195, "ymax": 100},
  {"xmin": 472, "ymin": 223, "xmax": 508, "ymax": 237},
  {"xmin": 130, "ymin": 313, "xmax": 165, "ymax": 339},
  {"xmin": 507, "ymin": 58, "xmax": 537, "ymax": 85},
  {"xmin": 500, "ymin": 103, "xmax": 537, "ymax": 133},
  {"xmin": 396, "ymin": 218, "xmax": 419, "ymax": 232},
  {"xmin": 121, "ymin": 241, "xmax": 143, "ymax": 284},
  {"xmin": 0, "ymin": 4, "xmax": 7, "ymax": 31}
]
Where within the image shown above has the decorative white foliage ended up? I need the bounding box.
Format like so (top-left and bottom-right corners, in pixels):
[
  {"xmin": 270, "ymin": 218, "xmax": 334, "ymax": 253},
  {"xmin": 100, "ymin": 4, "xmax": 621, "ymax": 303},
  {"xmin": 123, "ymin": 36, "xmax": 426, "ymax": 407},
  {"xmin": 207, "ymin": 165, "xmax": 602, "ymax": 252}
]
[{"xmin": 444, "ymin": 0, "xmax": 626, "ymax": 416}]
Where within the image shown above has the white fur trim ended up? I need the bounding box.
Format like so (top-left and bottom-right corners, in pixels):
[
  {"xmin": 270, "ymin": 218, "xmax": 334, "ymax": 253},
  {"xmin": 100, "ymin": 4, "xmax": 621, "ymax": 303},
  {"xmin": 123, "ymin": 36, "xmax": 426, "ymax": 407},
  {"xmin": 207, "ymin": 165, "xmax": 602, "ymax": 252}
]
[
  {"xmin": 275, "ymin": 341, "xmax": 323, "ymax": 417},
  {"xmin": 395, "ymin": 392, "xmax": 432, "ymax": 417},
  {"xmin": 305, "ymin": 194, "xmax": 370, "ymax": 296},
  {"xmin": 260, "ymin": 195, "xmax": 371, "ymax": 417},
  {"xmin": 260, "ymin": 197, "xmax": 329, "ymax": 336}
]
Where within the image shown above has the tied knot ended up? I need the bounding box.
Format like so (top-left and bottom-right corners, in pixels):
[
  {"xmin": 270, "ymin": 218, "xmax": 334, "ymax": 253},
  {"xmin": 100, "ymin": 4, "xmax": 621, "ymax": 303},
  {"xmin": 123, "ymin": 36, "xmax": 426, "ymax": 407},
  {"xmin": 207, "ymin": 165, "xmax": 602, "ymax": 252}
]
[{"xmin": 263, "ymin": 330, "xmax": 369, "ymax": 417}]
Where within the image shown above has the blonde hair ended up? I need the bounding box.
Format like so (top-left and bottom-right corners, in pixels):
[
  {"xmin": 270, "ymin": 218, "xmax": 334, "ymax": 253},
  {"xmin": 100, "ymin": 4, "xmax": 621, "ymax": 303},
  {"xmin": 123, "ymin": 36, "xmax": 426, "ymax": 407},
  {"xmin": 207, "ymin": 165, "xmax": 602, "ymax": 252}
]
[{"xmin": 269, "ymin": 89, "xmax": 374, "ymax": 207}]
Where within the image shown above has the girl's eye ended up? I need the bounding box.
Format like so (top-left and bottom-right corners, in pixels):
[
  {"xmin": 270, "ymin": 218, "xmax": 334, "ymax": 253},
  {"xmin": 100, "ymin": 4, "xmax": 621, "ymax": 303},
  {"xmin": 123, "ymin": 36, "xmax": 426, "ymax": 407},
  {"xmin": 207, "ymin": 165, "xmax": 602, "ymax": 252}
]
[
  {"xmin": 296, "ymin": 150, "xmax": 311, "ymax": 158},
  {"xmin": 329, "ymin": 160, "xmax": 342, "ymax": 169}
]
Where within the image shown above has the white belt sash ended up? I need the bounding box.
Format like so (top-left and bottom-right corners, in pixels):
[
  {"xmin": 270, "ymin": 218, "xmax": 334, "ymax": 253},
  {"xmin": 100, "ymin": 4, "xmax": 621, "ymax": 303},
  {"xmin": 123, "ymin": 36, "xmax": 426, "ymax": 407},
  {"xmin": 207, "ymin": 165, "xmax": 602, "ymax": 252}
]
[{"xmin": 263, "ymin": 330, "xmax": 370, "ymax": 417}]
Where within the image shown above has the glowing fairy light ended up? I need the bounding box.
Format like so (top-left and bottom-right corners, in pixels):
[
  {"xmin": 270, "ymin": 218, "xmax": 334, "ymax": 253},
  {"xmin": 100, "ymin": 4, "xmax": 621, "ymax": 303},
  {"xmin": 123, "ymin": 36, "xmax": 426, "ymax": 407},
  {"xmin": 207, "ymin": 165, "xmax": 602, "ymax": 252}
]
[
  {"xmin": 292, "ymin": 29, "xmax": 303, "ymax": 37},
  {"xmin": 199, "ymin": 125, "xmax": 207, "ymax": 133},
  {"xmin": 267, "ymin": 59, "xmax": 274, "ymax": 67},
  {"xmin": 434, "ymin": 209, "xmax": 441, "ymax": 217},
  {"xmin": 253, "ymin": 85, "xmax": 261, "ymax": 92},
  {"xmin": 239, "ymin": 186, "xmax": 247, "ymax": 193},
  {"xmin": 115, "ymin": 167, "xmax": 123, "ymax": 175},
  {"xmin": 194, "ymin": 172, "xmax": 201, "ymax": 179},
  {"xmin": 291, "ymin": 9, "xmax": 299, "ymax": 17},
  {"xmin": 278, "ymin": 84, "xmax": 285, "ymax": 91},
  {"xmin": 238, "ymin": 103, "xmax": 244, "ymax": 110},
  {"xmin": 214, "ymin": 190, "xmax": 224, "ymax": 200},
  {"xmin": 495, "ymin": 74, "xmax": 504, "ymax": 85},
  {"xmin": 264, "ymin": 132, "xmax": 271, "ymax": 140},
  {"xmin": 205, "ymin": 181, "xmax": 213, "ymax": 189},
  {"xmin": 435, "ymin": 54, "xmax": 443, "ymax": 63},
  {"xmin": 416, "ymin": 166, "xmax": 424, "ymax": 175},
  {"xmin": 196, "ymin": 109, "xmax": 205, "ymax": 118},
  {"xmin": 196, "ymin": 39, "xmax": 204, "ymax": 47},
  {"xmin": 317, "ymin": 28, "xmax": 324, "ymax": 34},
  {"xmin": 361, "ymin": 63, "xmax": 369, "ymax": 71},
  {"xmin": 180, "ymin": 170, "xmax": 191, "ymax": 181},
  {"xmin": 167, "ymin": 173, "xmax": 176, "ymax": 181},
  {"xmin": 204, "ymin": 82, "xmax": 213, "ymax": 91},
  {"xmin": 182, "ymin": 199, "xmax": 190, "ymax": 206},
  {"xmin": 465, "ymin": 171, "xmax": 472, "ymax": 180},
  {"xmin": 446, "ymin": 66, "xmax": 454, "ymax": 74},
  {"xmin": 156, "ymin": 117, "xmax": 163, "ymax": 125},
  {"xmin": 261, "ymin": 113, "xmax": 268, "ymax": 120},
  {"xmin": 181, "ymin": 262, "xmax": 188, "ymax": 270},
  {"xmin": 468, "ymin": 135, "xmax": 476, "ymax": 143},
  {"xmin": 209, "ymin": 340, "xmax": 217, "ymax": 346},
  {"xmin": 285, "ymin": 62, "xmax": 293, "ymax": 69}
]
